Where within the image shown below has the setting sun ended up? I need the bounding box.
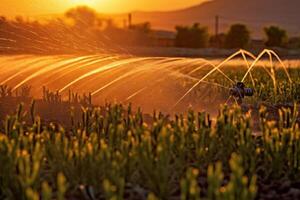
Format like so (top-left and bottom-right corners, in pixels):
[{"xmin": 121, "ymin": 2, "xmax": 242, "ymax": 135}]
[
  {"xmin": 0, "ymin": 0, "xmax": 206, "ymax": 17},
  {"xmin": 70, "ymin": 0, "xmax": 96, "ymax": 6}
]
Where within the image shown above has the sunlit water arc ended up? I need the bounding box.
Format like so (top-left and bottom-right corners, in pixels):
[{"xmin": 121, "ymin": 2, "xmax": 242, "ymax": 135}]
[{"xmin": 0, "ymin": 49, "xmax": 294, "ymax": 113}]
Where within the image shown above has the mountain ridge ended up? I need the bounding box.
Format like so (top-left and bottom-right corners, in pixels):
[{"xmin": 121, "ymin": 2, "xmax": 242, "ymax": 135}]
[{"xmin": 125, "ymin": 0, "xmax": 300, "ymax": 38}]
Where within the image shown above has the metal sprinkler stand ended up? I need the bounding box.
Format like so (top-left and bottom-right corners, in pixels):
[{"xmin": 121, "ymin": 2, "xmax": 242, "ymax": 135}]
[{"xmin": 229, "ymin": 82, "xmax": 254, "ymax": 105}]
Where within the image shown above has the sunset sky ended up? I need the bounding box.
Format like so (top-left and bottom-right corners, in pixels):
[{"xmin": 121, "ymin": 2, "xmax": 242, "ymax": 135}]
[{"xmin": 1, "ymin": 0, "xmax": 208, "ymax": 17}]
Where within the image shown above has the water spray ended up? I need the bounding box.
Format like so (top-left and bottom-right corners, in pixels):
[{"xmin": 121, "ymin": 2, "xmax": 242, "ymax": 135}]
[{"xmin": 229, "ymin": 82, "xmax": 254, "ymax": 104}]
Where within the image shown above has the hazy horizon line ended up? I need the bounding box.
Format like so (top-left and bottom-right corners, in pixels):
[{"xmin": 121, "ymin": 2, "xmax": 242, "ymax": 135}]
[{"xmin": 1, "ymin": 1, "xmax": 210, "ymax": 18}]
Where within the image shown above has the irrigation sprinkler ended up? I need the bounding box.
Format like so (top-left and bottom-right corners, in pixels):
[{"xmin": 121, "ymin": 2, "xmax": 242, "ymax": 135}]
[{"xmin": 229, "ymin": 82, "xmax": 254, "ymax": 104}]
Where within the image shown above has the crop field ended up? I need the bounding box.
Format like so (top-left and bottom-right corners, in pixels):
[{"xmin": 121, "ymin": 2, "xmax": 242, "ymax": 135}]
[{"xmin": 1, "ymin": 49, "xmax": 300, "ymax": 200}]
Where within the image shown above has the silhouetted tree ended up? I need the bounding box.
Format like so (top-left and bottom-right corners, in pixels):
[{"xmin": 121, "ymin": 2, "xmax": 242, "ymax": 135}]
[
  {"xmin": 175, "ymin": 23, "xmax": 209, "ymax": 48},
  {"xmin": 225, "ymin": 24, "xmax": 250, "ymax": 49},
  {"xmin": 264, "ymin": 26, "xmax": 287, "ymax": 47},
  {"xmin": 0, "ymin": 7, "xmax": 158, "ymax": 54},
  {"xmin": 65, "ymin": 6, "xmax": 98, "ymax": 28},
  {"xmin": 15, "ymin": 16, "xmax": 25, "ymax": 24}
]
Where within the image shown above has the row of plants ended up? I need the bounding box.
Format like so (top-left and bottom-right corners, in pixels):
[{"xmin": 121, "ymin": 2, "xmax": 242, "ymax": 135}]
[
  {"xmin": 0, "ymin": 85, "xmax": 92, "ymax": 106},
  {"xmin": 0, "ymin": 102, "xmax": 299, "ymax": 199},
  {"xmin": 186, "ymin": 66, "xmax": 300, "ymax": 105},
  {"xmin": 42, "ymin": 86, "xmax": 92, "ymax": 106}
]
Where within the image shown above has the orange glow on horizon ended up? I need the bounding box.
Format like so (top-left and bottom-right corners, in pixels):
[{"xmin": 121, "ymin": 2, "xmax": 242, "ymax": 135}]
[{"xmin": 0, "ymin": 0, "xmax": 207, "ymax": 17}]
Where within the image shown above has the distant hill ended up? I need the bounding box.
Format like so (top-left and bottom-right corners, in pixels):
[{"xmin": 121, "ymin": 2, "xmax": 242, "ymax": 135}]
[{"xmin": 118, "ymin": 0, "xmax": 300, "ymax": 38}]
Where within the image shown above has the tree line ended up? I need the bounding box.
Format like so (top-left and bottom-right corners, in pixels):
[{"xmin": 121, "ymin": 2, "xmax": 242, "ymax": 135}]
[
  {"xmin": 175, "ymin": 23, "xmax": 299, "ymax": 49},
  {"xmin": 0, "ymin": 6, "xmax": 299, "ymax": 55},
  {"xmin": 0, "ymin": 6, "xmax": 153, "ymax": 54}
]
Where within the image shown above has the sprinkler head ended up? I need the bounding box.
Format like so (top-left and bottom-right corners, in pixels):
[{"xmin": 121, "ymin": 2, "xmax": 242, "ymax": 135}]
[{"xmin": 229, "ymin": 82, "xmax": 254, "ymax": 104}]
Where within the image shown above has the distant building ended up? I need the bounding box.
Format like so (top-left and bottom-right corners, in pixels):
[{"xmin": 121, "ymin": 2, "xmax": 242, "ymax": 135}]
[{"xmin": 150, "ymin": 30, "xmax": 176, "ymax": 47}]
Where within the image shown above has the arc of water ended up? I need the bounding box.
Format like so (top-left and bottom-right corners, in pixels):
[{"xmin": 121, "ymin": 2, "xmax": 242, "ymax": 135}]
[
  {"xmin": 187, "ymin": 59, "xmax": 234, "ymax": 84},
  {"xmin": 0, "ymin": 38, "xmax": 17, "ymax": 43},
  {"xmin": 1, "ymin": 56, "xmax": 63, "ymax": 85},
  {"xmin": 89, "ymin": 56, "xmax": 176, "ymax": 80},
  {"xmin": 267, "ymin": 49, "xmax": 292, "ymax": 83},
  {"xmin": 225, "ymin": 96, "xmax": 232, "ymax": 104},
  {"xmin": 188, "ymin": 63, "xmax": 214, "ymax": 75},
  {"xmin": 268, "ymin": 51, "xmax": 278, "ymax": 97},
  {"xmin": 91, "ymin": 57, "xmax": 212, "ymax": 97},
  {"xmin": 125, "ymin": 87, "xmax": 148, "ymax": 101},
  {"xmin": 43, "ymin": 55, "xmax": 119, "ymax": 87},
  {"xmin": 3, "ymin": 22, "xmax": 80, "ymax": 54},
  {"xmin": 1, "ymin": 55, "xmax": 34, "ymax": 62},
  {"xmin": 241, "ymin": 49, "xmax": 294, "ymax": 103},
  {"xmin": 91, "ymin": 57, "xmax": 181, "ymax": 96},
  {"xmin": 240, "ymin": 50, "xmax": 255, "ymax": 87},
  {"xmin": 12, "ymin": 56, "xmax": 89, "ymax": 91},
  {"xmin": 121, "ymin": 58, "xmax": 199, "ymax": 95},
  {"xmin": 125, "ymin": 67, "xmax": 230, "ymax": 102},
  {"xmin": 242, "ymin": 49, "xmax": 270, "ymax": 82},
  {"xmin": 221, "ymin": 49, "xmax": 291, "ymax": 105},
  {"xmin": 59, "ymin": 57, "xmax": 152, "ymax": 93},
  {"xmin": 0, "ymin": 29, "xmax": 55, "ymax": 54},
  {"xmin": 127, "ymin": 57, "xmax": 206, "ymax": 84},
  {"xmin": 242, "ymin": 50, "xmax": 273, "ymax": 78},
  {"xmin": 236, "ymin": 49, "xmax": 272, "ymax": 84},
  {"xmin": 39, "ymin": 55, "xmax": 100, "ymax": 80},
  {"xmin": 0, "ymin": 57, "xmax": 18, "ymax": 72},
  {"xmin": 32, "ymin": 56, "xmax": 102, "ymax": 89},
  {"xmin": 165, "ymin": 64, "xmax": 224, "ymax": 83},
  {"xmin": 24, "ymin": 23, "xmax": 77, "ymax": 51},
  {"xmin": 0, "ymin": 55, "xmax": 42, "ymax": 74},
  {"xmin": 120, "ymin": 58, "xmax": 196, "ymax": 86},
  {"xmin": 241, "ymin": 49, "xmax": 275, "ymax": 82},
  {"xmin": 173, "ymin": 50, "xmax": 249, "ymax": 107},
  {"xmin": 132, "ymin": 57, "xmax": 233, "ymax": 101},
  {"xmin": 91, "ymin": 68, "xmax": 149, "ymax": 96},
  {"xmin": 126, "ymin": 76, "xmax": 230, "ymax": 103},
  {"xmin": 229, "ymin": 50, "xmax": 262, "ymax": 104},
  {"xmin": 54, "ymin": 19, "xmax": 104, "ymax": 53},
  {"xmin": 153, "ymin": 57, "xmax": 233, "ymax": 91},
  {"xmin": 73, "ymin": 57, "xmax": 174, "ymax": 91}
]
